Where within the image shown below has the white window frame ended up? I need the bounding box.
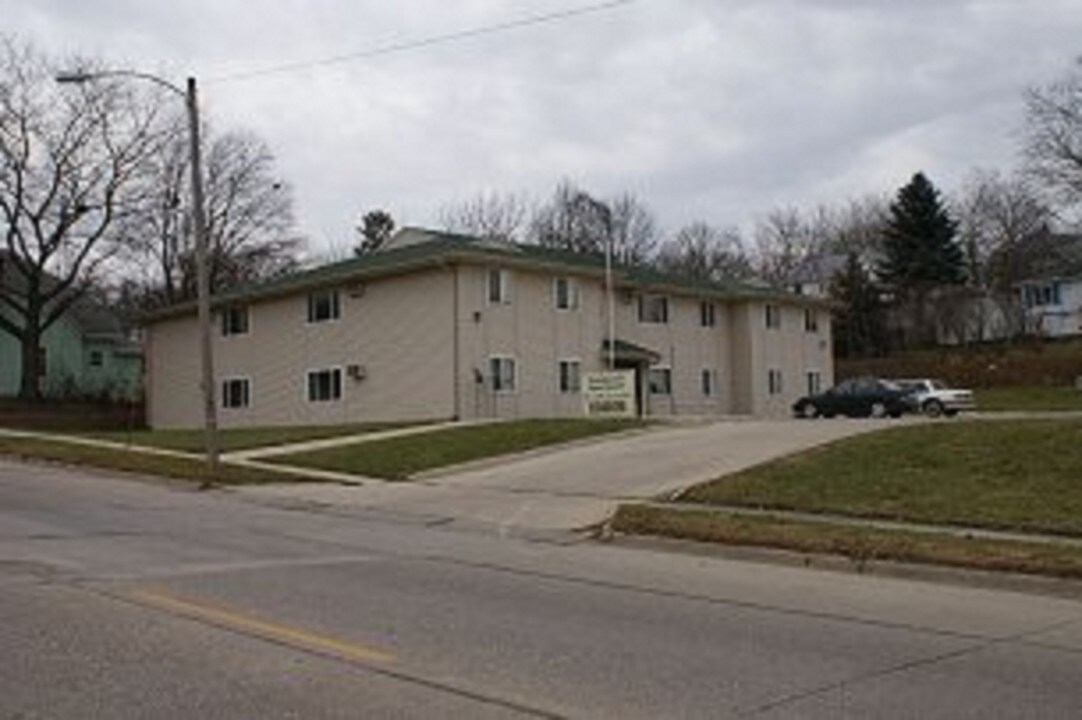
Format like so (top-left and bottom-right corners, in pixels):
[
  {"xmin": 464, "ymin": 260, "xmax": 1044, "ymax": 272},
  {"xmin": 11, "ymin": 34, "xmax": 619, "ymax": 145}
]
[
  {"xmin": 648, "ymin": 366, "xmax": 672, "ymax": 395},
  {"xmin": 768, "ymin": 368, "xmax": 784, "ymax": 395},
  {"xmin": 553, "ymin": 277, "xmax": 580, "ymax": 311},
  {"xmin": 804, "ymin": 308, "xmax": 819, "ymax": 333},
  {"xmin": 765, "ymin": 304, "xmax": 781, "ymax": 330},
  {"xmin": 306, "ymin": 367, "xmax": 343, "ymax": 402},
  {"xmin": 806, "ymin": 370, "xmax": 822, "ymax": 396},
  {"xmin": 489, "ymin": 355, "xmax": 517, "ymax": 393},
  {"xmin": 638, "ymin": 294, "xmax": 669, "ymax": 324},
  {"xmin": 221, "ymin": 305, "xmax": 250, "ymax": 337},
  {"xmin": 487, "ymin": 268, "xmax": 512, "ymax": 305},
  {"xmin": 307, "ymin": 289, "xmax": 340, "ymax": 324},
  {"xmin": 701, "ymin": 368, "xmax": 717, "ymax": 397},
  {"xmin": 700, "ymin": 301, "xmax": 716, "ymax": 328},
  {"xmin": 221, "ymin": 376, "xmax": 251, "ymax": 409},
  {"xmin": 557, "ymin": 358, "xmax": 582, "ymax": 394}
]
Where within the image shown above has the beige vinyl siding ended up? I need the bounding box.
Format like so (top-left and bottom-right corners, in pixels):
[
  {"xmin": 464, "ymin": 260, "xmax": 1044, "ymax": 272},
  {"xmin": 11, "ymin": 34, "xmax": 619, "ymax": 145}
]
[{"xmin": 147, "ymin": 268, "xmax": 456, "ymax": 428}]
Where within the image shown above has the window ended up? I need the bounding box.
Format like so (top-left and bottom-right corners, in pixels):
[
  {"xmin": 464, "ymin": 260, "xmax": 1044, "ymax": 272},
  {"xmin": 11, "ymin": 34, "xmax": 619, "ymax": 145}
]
[
  {"xmin": 1022, "ymin": 283, "xmax": 1061, "ymax": 308},
  {"xmin": 489, "ymin": 356, "xmax": 516, "ymax": 392},
  {"xmin": 307, "ymin": 368, "xmax": 342, "ymax": 402},
  {"xmin": 701, "ymin": 368, "xmax": 717, "ymax": 397},
  {"xmin": 768, "ymin": 368, "xmax": 784, "ymax": 395},
  {"xmin": 648, "ymin": 367, "xmax": 672, "ymax": 395},
  {"xmin": 558, "ymin": 359, "xmax": 581, "ymax": 393},
  {"xmin": 806, "ymin": 370, "xmax": 821, "ymax": 396},
  {"xmin": 221, "ymin": 305, "xmax": 250, "ymax": 336},
  {"xmin": 307, "ymin": 290, "xmax": 340, "ymax": 323},
  {"xmin": 765, "ymin": 304, "xmax": 781, "ymax": 330},
  {"xmin": 804, "ymin": 308, "xmax": 819, "ymax": 333},
  {"xmin": 638, "ymin": 294, "xmax": 669, "ymax": 324},
  {"xmin": 221, "ymin": 378, "xmax": 250, "ymax": 409},
  {"xmin": 700, "ymin": 301, "xmax": 716, "ymax": 328},
  {"xmin": 488, "ymin": 268, "xmax": 512, "ymax": 305},
  {"xmin": 553, "ymin": 277, "xmax": 579, "ymax": 310},
  {"xmin": 89, "ymin": 350, "xmax": 103, "ymax": 368}
]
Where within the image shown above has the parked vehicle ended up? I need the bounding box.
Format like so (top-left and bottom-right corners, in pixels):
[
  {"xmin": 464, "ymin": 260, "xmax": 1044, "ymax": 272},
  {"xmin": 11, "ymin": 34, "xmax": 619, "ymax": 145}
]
[
  {"xmin": 793, "ymin": 377, "xmax": 913, "ymax": 419},
  {"xmin": 893, "ymin": 378, "xmax": 976, "ymax": 417}
]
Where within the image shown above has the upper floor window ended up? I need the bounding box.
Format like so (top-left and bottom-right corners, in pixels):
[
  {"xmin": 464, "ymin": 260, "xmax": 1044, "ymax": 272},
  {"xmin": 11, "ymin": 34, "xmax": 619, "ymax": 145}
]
[
  {"xmin": 307, "ymin": 289, "xmax": 340, "ymax": 323},
  {"xmin": 489, "ymin": 356, "xmax": 517, "ymax": 392},
  {"xmin": 553, "ymin": 277, "xmax": 580, "ymax": 310},
  {"xmin": 765, "ymin": 304, "xmax": 781, "ymax": 330},
  {"xmin": 1022, "ymin": 283, "xmax": 1061, "ymax": 308},
  {"xmin": 638, "ymin": 294, "xmax": 669, "ymax": 324},
  {"xmin": 307, "ymin": 367, "xmax": 342, "ymax": 402},
  {"xmin": 488, "ymin": 268, "xmax": 512, "ymax": 305},
  {"xmin": 558, "ymin": 359, "xmax": 581, "ymax": 393},
  {"xmin": 221, "ymin": 305, "xmax": 250, "ymax": 336},
  {"xmin": 700, "ymin": 301, "xmax": 716, "ymax": 328},
  {"xmin": 804, "ymin": 308, "xmax": 819, "ymax": 333}
]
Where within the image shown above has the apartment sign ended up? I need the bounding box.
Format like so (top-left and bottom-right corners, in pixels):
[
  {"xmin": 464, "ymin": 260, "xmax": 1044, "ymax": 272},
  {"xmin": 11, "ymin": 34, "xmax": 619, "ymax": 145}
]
[{"xmin": 583, "ymin": 370, "xmax": 637, "ymax": 418}]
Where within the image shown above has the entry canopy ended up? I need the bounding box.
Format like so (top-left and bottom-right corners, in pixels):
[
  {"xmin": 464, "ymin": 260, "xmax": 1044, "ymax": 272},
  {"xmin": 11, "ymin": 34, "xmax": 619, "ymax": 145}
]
[{"xmin": 601, "ymin": 339, "xmax": 662, "ymax": 364}]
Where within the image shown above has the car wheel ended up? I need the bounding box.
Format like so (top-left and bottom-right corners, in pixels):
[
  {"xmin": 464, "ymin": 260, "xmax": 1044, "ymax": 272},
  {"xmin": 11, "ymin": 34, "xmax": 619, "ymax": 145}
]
[
  {"xmin": 870, "ymin": 401, "xmax": 887, "ymax": 418},
  {"xmin": 802, "ymin": 403, "xmax": 819, "ymax": 419},
  {"xmin": 923, "ymin": 400, "xmax": 944, "ymax": 418}
]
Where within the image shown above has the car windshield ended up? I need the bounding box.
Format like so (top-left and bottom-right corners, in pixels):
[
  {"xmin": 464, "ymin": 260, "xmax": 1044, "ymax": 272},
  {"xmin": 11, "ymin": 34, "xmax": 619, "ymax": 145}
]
[{"xmin": 929, "ymin": 379, "xmax": 947, "ymax": 390}]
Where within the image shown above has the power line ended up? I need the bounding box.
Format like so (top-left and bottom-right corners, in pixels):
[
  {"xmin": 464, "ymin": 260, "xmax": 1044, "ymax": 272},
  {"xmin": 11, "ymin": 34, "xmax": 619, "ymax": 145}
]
[{"xmin": 208, "ymin": 0, "xmax": 635, "ymax": 84}]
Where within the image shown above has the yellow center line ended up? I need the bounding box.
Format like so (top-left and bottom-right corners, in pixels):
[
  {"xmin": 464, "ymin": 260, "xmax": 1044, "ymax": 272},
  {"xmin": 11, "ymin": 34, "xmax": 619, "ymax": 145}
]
[{"xmin": 128, "ymin": 587, "xmax": 396, "ymax": 665}]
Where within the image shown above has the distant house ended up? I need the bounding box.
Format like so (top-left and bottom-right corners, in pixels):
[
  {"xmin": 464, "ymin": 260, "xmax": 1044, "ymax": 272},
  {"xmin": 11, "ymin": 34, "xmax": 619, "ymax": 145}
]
[
  {"xmin": 144, "ymin": 228, "xmax": 833, "ymax": 429},
  {"xmin": 1011, "ymin": 231, "xmax": 1082, "ymax": 339},
  {"xmin": 0, "ymin": 253, "xmax": 142, "ymax": 400}
]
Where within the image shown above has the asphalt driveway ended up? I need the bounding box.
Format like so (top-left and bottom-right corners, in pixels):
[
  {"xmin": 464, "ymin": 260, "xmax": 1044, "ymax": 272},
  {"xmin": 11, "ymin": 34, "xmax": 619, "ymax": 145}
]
[{"xmin": 236, "ymin": 417, "xmax": 913, "ymax": 536}]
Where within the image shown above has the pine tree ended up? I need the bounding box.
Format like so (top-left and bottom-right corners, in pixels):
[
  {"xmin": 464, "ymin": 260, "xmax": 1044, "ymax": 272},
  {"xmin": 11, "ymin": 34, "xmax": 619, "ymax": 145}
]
[
  {"xmin": 831, "ymin": 252, "xmax": 888, "ymax": 358},
  {"xmin": 877, "ymin": 172, "xmax": 964, "ymax": 346}
]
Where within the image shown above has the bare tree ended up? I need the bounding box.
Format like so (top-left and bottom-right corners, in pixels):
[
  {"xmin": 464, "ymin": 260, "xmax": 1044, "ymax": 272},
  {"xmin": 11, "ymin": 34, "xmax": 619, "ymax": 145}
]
[
  {"xmin": 0, "ymin": 38, "xmax": 168, "ymax": 398},
  {"xmin": 655, "ymin": 222, "xmax": 752, "ymax": 281},
  {"xmin": 752, "ymin": 207, "xmax": 825, "ymax": 285},
  {"xmin": 1025, "ymin": 57, "xmax": 1082, "ymax": 214},
  {"xmin": 119, "ymin": 128, "xmax": 303, "ymax": 306},
  {"xmin": 528, "ymin": 181, "xmax": 659, "ymax": 264},
  {"xmin": 438, "ymin": 192, "xmax": 528, "ymax": 241}
]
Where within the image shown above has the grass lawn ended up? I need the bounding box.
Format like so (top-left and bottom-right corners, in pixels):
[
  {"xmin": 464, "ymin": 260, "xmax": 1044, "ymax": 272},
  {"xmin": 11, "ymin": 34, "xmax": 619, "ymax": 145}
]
[
  {"xmin": 80, "ymin": 420, "xmax": 431, "ymax": 454},
  {"xmin": 269, "ymin": 418, "xmax": 648, "ymax": 480},
  {"xmin": 612, "ymin": 505, "xmax": 1082, "ymax": 580},
  {"xmin": 0, "ymin": 436, "xmax": 313, "ymax": 485},
  {"xmin": 681, "ymin": 419, "xmax": 1082, "ymax": 536},
  {"xmin": 973, "ymin": 386, "xmax": 1082, "ymax": 412}
]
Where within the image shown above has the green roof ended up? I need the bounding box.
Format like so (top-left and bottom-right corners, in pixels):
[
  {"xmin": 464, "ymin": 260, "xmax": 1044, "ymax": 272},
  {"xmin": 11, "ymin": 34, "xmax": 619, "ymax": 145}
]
[{"xmin": 147, "ymin": 228, "xmax": 824, "ymax": 321}]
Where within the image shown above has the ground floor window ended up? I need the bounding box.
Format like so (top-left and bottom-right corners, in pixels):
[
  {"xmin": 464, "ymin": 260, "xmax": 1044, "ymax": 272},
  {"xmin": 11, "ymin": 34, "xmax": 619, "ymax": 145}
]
[
  {"xmin": 558, "ymin": 359, "xmax": 581, "ymax": 393},
  {"xmin": 701, "ymin": 368, "xmax": 717, "ymax": 397},
  {"xmin": 768, "ymin": 368, "xmax": 784, "ymax": 395},
  {"xmin": 648, "ymin": 367, "xmax": 672, "ymax": 395},
  {"xmin": 489, "ymin": 356, "xmax": 517, "ymax": 392},
  {"xmin": 222, "ymin": 377, "xmax": 251, "ymax": 409},
  {"xmin": 307, "ymin": 368, "xmax": 342, "ymax": 402},
  {"xmin": 806, "ymin": 370, "xmax": 821, "ymax": 396}
]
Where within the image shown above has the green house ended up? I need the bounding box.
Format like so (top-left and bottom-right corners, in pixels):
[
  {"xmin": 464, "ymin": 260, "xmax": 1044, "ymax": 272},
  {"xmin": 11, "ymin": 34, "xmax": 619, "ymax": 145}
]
[{"xmin": 1, "ymin": 257, "xmax": 142, "ymax": 400}]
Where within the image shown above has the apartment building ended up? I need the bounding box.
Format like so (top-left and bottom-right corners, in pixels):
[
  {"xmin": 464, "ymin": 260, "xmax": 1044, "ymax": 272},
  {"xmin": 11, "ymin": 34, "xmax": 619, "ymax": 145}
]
[{"xmin": 145, "ymin": 228, "xmax": 832, "ymax": 428}]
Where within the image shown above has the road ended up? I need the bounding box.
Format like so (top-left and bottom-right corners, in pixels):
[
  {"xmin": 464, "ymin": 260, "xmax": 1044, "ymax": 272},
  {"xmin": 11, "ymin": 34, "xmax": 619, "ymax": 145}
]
[{"xmin": 3, "ymin": 457, "xmax": 1081, "ymax": 718}]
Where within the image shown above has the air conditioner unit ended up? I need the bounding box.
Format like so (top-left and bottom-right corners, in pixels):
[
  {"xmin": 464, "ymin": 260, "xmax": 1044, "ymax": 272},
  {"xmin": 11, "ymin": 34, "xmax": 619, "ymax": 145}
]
[
  {"xmin": 346, "ymin": 364, "xmax": 367, "ymax": 380},
  {"xmin": 346, "ymin": 283, "xmax": 366, "ymax": 298}
]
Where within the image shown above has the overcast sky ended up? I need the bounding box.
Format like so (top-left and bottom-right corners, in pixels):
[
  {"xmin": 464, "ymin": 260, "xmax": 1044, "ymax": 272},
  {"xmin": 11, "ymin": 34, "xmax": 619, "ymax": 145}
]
[{"xmin": 8, "ymin": 0, "xmax": 1082, "ymax": 253}]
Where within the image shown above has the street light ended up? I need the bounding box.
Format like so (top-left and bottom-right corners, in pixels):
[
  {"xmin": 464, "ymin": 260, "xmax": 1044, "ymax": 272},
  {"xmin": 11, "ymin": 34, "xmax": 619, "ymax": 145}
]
[{"xmin": 57, "ymin": 70, "xmax": 219, "ymax": 480}]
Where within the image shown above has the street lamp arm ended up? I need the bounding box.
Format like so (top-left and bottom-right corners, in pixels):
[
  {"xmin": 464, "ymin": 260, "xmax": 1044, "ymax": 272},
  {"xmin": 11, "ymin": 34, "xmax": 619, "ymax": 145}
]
[{"xmin": 55, "ymin": 69, "xmax": 186, "ymax": 98}]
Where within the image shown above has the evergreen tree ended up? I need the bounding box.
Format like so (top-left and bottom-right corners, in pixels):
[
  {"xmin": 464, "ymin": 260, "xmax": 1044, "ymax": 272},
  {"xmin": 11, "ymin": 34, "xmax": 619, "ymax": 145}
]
[
  {"xmin": 355, "ymin": 209, "xmax": 395, "ymax": 255},
  {"xmin": 877, "ymin": 172, "xmax": 964, "ymax": 346},
  {"xmin": 831, "ymin": 252, "xmax": 888, "ymax": 358}
]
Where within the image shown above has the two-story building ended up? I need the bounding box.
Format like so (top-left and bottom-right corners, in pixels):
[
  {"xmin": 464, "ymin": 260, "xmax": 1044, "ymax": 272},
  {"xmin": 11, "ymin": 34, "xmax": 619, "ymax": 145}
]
[{"xmin": 145, "ymin": 228, "xmax": 833, "ymax": 428}]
